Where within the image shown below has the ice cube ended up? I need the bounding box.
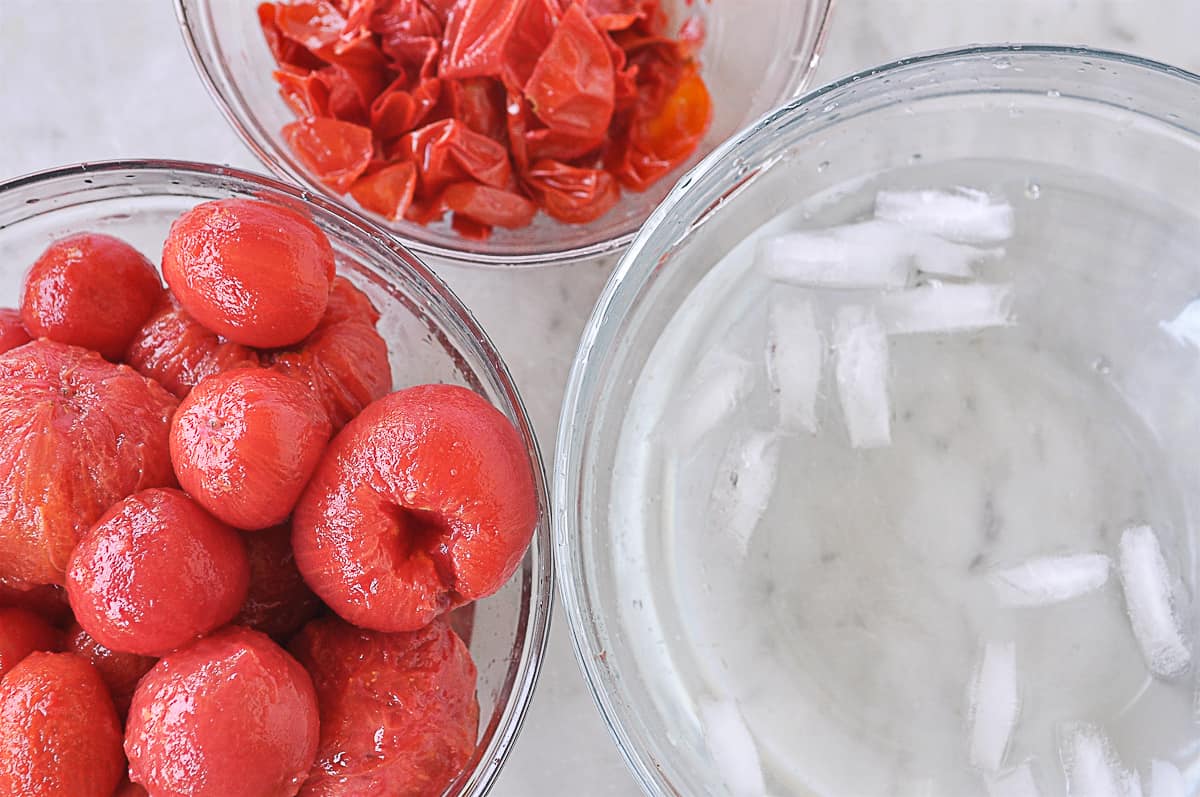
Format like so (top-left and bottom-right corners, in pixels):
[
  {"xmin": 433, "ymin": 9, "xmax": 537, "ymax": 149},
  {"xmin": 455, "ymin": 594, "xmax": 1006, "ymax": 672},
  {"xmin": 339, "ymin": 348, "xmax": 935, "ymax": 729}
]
[
  {"xmin": 710, "ymin": 430, "xmax": 780, "ymax": 556},
  {"xmin": 968, "ymin": 641, "xmax": 1020, "ymax": 772},
  {"xmin": 699, "ymin": 697, "xmax": 766, "ymax": 797},
  {"xmin": 985, "ymin": 763, "xmax": 1042, "ymax": 797},
  {"xmin": 673, "ymin": 350, "xmax": 754, "ymax": 452},
  {"xmin": 757, "ymin": 222, "xmax": 913, "ymax": 289},
  {"xmin": 1059, "ymin": 723, "xmax": 1132, "ymax": 797},
  {"xmin": 833, "ymin": 305, "xmax": 891, "ymax": 448},
  {"xmin": 765, "ymin": 291, "xmax": 824, "ymax": 435},
  {"xmin": 1160, "ymin": 299, "xmax": 1200, "ymax": 349},
  {"xmin": 1148, "ymin": 760, "xmax": 1186, "ymax": 797},
  {"xmin": 1118, "ymin": 525, "xmax": 1191, "ymax": 679},
  {"xmin": 875, "ymin": 187, "xmax": 1015, "ymax": 244},
  {"xmin": 877, "ymin": 282, "xmax": 1016, "ymax": 335},
  {"xmin": 987, "ymin": 554, "xmax": 1112, "ymax": 608},
  {"xmin": 907, "ymin": 229, "xmax": 1003, "ymax": 280}
]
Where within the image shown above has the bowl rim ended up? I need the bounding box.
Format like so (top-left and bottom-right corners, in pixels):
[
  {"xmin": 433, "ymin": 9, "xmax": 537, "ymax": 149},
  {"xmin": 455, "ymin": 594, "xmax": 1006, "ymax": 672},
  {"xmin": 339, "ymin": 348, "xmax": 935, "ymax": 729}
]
[
  {"xmin": 552, "ymin": 43, "xmax": 1200, "ymax": 795},
  {"xmin": 0, "ymin": 157, "xmax": 555, "ymax": 797},
  {"xmin": 172, "ymin": 0, "xmax": 834, "ymax": 269}
]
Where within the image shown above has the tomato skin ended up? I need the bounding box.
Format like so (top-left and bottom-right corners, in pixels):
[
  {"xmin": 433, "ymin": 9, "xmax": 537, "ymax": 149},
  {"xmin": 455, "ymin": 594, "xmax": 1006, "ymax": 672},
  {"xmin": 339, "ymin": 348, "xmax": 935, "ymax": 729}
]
[
  {"xmin": 0, "ymin": 609, "xmax": 60, "ymax": 680},
  {"xmin": 350, "ymin": 160, "xmax": 418, "ymax": 220},
  {"xmin": 524, "ymin": 4, "xmax": 615, "ymax": 140},
  {"xmin": 64, "ymin": 623, "xmax": 156, "ymax": 719},
  {"xmin": 163, "ymin": 198, "xmax": 336, "ymax": 349},
  {"xmin": 284, "ymin": 116, "xmax": 376, "ymax": 193},
  {"xmin": 124, "ymin": 294, "xmax": 261, "ymax": 399},
  {"xmin": 0, "ymin": 652, "xmax": 125, "ymax": 797},
  {"xmin": 0, "ymin": 584, "xmax": 71, "ymax": 626},
  {"xmin": 21, "ymin": 233, "xmax": 163, "ymax": 361},
  {"xmin": 0, "ymin": 309, "xmax": 31, "ymax": 354},
  {"xmin": 439, "ymin": 0, "xmax": 523, "ymax": 80},
  {"xmin": 289, "ymin": 616, "xmax": 478, "ymax": 797},
  {"xmin": 0, "ymin": 341, "xmax": 177, "ymax": 589},
  {"xmin": 66, "ymin": 488, "xmax": 250, "ymax": 657},
  {"xmin": 292, "ymin": 384, "xmax": 538, "ymax": 632},
  {"xmin": 444, "ymin": 182, "xmax": 537, "ymax": 228},
  {"xmin": 171, "ymin": 369, "xmax": 332, "ymax": 531},
  {"xmin": 235, "ymin": 524, "xmax": 324, "ymax": 641},
  {"xmin": 524, "ymin": 159, "xmax": 620, "ymax": 224},
  {"xmin": 125, "ymin": 627, "xmax": 319, "ymax": 797}
]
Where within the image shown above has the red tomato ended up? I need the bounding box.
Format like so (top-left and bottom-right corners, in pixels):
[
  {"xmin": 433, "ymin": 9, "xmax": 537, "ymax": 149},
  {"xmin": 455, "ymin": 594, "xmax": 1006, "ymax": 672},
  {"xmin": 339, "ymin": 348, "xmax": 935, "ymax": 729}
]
[
  {"xmin": 64, "ymin": 624, "xmax": 156, "ymax": 719},
  {"xmin": 524, "ymin": 4, "xmax": 615, "ymax": 139},
  {"xmin": 20, "ymin": 233, "xmax": 163, "ymax": 361},
  {"xmin": 0, "ymin": 609, "xmax": 59, "ymax": 680},
  {"xmin": 0, "ymin": 309, "xmax": 30, "ymax": 354},
  {"xmin": 524, "ymin": 159, "xmax": 621, "ymax": 224},
  {"xmin": 289, "ymin": 617, "xmax": 478, "ymax": 796},
  {"xmin": 0, "ymin": 341, "xmax": 177, "ymax": 589},
  {"xmin": 439, "ymin": 0, "xmax": 522, "ymax": 79},
  {"xmin": 267, "ymin": 277, "xmax": 392, "ymax": 431},
  {"xmin": 349, "ymin": 160, "xmax": 418, "ymax": 219},
  {"xmin": 114, "ymin": 780, "xmax": 149, "ymax": 797},
  {"xmin": 126, "ymin": 627, "xmax": 319, "ymax": 797},
  {"xmin": 444, "ymin": 182, "xmax": 537, "ymax": 228},
  {"xmin": 235, "ymin": 524, "xmax": 324, "ymax": 641},
  {"xmin": 0, "ymin": 652, "xmax": 124, "ymax": 797},
  {"xmin": 162, "ymin": 198, "xmax": 336, "ymax": 349},
  {"xmin": 284, "ymin": 116, "xmax": 375, "ymax": 193},
  {"xmin": 292, "ymin": 384, "xmax": 538, "ymax": 632},
  {"xmin": 124, "ymin": 294, "xmax": 261, "ymax": 399},
  {"xmin": 66, "ymin": 488, "xmax": 250, "ymax": 657},
  {"xmin": 0, "ymin": 584, "xmax": 72, "ymax": 627},
  {"xmin": 171, "ymin": 369, "xmax": 333, "ymax": 531}
]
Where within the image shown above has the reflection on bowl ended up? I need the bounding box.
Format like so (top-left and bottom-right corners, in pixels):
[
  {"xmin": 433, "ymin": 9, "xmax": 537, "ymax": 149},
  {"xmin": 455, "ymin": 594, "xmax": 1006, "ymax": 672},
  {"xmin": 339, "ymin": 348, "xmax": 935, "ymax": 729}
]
[
  {"xmin": 557, "ymin": 46, "xmax": 1200, "ymax": 796},
  {"xmin": 175, "ymin": 0, "xmax": 831, "ymax": 267},
  {"xmin": 0, "ymin": 159, "xmax": 553, "ymax": 796}
]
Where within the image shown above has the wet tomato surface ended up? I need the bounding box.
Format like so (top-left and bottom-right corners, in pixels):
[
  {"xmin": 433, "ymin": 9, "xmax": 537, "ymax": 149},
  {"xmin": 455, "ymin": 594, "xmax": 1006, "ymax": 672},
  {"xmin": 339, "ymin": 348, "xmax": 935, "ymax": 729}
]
[
  {"xmin": 236, "ymin": 523, "xmax": 325, "ymax": 641},
  {"xmin": 0, "ymin": 308, "xmax": 31, "ymax": 354},
  {"xmin": 0, "ymin": 341, "xmax": 177, "ymax": 588},
  {"xmin": 125, "ymin": 627, "xmax": 320, "ymax": 797},
  {"xmin": 292, "ymin": 384, "xmax": 537, "ymax": 632},
  {"xmin": 0, "ymin": 609, "xmax": 60, "ymax": 680},
  {"xmin": 64, "ymin": 623, "xmax": 157, "ymax": 719},
  {"xmin": 66, "ymin": 488, "xmax": 250, "ymax": 657}
]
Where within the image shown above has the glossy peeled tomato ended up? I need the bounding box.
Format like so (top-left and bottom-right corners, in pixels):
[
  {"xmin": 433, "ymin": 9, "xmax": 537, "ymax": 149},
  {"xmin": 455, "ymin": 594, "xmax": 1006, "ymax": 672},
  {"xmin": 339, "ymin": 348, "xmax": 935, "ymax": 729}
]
[
  {"xmin": 0, "ymin": 652, "xmax": 124, "ymax": 797},
  {"xmin": 293, "ymin": 384, "xmax": 538, "ymax": 632},
  {"xmin": 0, "ymin": 308, "xmax": 31, "ymax": 354},
  {"xmin": 236, "ymin": 524, "xmax": 323, "ymax": 641},
  {"xmin": 162, "ymin": 198, "xmax": 336, "ymax": 348},
  {"xmin": 0, "ymin": 608, "xmax": 59, "ymax": 680},
  {"xmin": 290, "ymin": 617, "xmax": 478, "ymax": 797},
  {"xmin": 66, "ymin": 488, "xmax": 250, "ymax": 657},
  {"xmin": 171, "ymin": 369, "xmax": 332, "ymax": 530},
  {"xmin": 126, "ymin": 627, "xmax": 319, "ymax": 797},
  {"xmin": 0, "ymin": 341, "xmax": 177, "ymax": 588},
  {"xmin": 21, "ymin": 233, "xmax": 163, "ymax": 361},
  {"xmin": 65, "ymin": 624, "xmax": 156, "ymax": 719}
]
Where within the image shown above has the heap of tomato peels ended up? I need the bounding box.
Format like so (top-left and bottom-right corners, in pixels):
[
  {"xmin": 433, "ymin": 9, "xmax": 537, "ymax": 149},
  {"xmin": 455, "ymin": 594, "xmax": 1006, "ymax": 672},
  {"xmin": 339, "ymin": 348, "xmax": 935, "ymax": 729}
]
[{"xmin": 259, "ymin": 0, "xmax": 712, "ymax": 238}]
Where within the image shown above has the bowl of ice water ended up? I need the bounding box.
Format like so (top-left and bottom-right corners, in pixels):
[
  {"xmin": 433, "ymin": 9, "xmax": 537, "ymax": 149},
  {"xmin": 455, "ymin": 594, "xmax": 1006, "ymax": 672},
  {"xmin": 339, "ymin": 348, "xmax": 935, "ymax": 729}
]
[{"xmin": 556, "ymin": 45, "xmax": 1200, "ymax": 796}]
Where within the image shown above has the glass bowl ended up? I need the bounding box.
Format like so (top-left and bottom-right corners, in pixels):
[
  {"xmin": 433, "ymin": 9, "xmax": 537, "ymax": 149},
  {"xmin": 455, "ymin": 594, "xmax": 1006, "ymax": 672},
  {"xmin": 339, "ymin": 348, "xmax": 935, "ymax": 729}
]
[
  {"xmin": 556, "ymin": 46, "xmax": 1200, "ymax": 796},
  {"xmin": 174, "ymin": 0, "xmax": 832, "ymax": 267},
  {"xmin": 0, "ymin": 160, "xmax": 553, "ymax": 796}
]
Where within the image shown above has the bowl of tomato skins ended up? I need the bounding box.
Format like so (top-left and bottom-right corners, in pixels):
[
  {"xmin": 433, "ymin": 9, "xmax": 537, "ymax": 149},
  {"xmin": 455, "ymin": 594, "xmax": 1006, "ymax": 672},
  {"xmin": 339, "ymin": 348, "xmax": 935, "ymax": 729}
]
[{"xmin": 176, "ymin": 0, "xmax": 832, "ymax": 266}]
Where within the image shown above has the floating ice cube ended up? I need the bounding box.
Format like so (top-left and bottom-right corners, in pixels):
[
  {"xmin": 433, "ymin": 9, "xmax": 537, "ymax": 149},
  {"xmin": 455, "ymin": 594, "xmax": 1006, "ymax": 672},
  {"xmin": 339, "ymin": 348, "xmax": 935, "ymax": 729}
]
[
  {"xmin": 1148, "ymin": 760, "xmax": 1186, "ymax": 797},
  {"xmin": 1118, "ymin": 525, "xmax": 1191, "ymax": 679},
  {"xmin": 985, "ymin": 762, "xmax": 1042, "ymax": 797},
  {"xmin": 833, "ymin": 305, "xmax": 891, "ymax": 449},
  {"xmin": 765, "ymin": 291, "xmax": 824, "ymax": 434},
  {"xmin": 987, "ymin": 554, "xmax": 1112, "ymax": 608},
  {"xmin": 875, "ymin": 187, "xmax": 1015, "ymax": 244},
  {"xmin": 710, "ymin": 430, "xmax": 780, "ymax": 555},
  {"xmin": 1160, "ymin": 299, "xmax": 1200, "ymax": 349},
  {"xmin": 968, "ymin": 641, "xmax": 1020, "ymax": 772},
  {"xmin": 907, "ymin": 229, "xmax": 1003, "ymax": 280},
  {"xmin": 757, "ymin": 221, "xmax": 913, "ymax": 289},
  {"xmin": 1059, "ymin": 723, "xmax": 1136, "ymax": 797},
  {"xmin": 699, "ymin": 697, "xmax": 766, "ymax": 797},
  {"xmin": 877, "ymin": 282, "xmax": 1016, "ymax": 335},
  {"xmin": 673, "ymin": 350, "xmax": 754, "ymax": 452}
]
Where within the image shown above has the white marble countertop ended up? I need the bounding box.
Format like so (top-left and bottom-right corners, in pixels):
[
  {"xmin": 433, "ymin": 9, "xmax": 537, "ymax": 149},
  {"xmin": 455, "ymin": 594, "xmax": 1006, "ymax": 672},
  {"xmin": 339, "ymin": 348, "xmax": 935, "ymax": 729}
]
[{"xmin": 3, "ymin": 1, "xmax": 1199, "ymax": 794}]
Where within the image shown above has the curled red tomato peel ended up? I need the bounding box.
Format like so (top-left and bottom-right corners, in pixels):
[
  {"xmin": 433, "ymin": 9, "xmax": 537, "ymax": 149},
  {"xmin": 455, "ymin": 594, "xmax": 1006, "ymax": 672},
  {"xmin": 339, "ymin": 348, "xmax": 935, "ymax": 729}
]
[
  {"xmin": 439, "ymin": 0, "xmax": 524, "ymax": 80},
  {"xmin": 499, "ymin": 0, "xmax": 561, "ymax": 90},
  {"xmin": 349, "ymin": 161, "xmax": 418, "ymax": 220},
  {"xmin": 284, "ymin": 116, "xmax": 375, "ymax": 193},
  {"xmin": 524, "ymin": 159, "xmax": 620, "ymax": 224},
  {"xmin": 524, "ymin": 4, "xmax": 615, "ymax": 139},
  {"xmin": 444, "ymin": 182, "xmax": 537, "ymax": 228}
]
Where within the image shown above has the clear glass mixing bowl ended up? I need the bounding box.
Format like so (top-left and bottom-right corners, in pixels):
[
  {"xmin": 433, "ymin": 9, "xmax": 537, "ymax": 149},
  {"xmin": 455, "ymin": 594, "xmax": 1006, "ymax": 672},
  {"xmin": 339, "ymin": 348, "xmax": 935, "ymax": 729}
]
[
  {"xmin": 174, "ymin": 0, "xmax": 832, "ymax": 267},
  {"xmin": 0, "ymin": 160, "xmax": 553, "ymax": 796},
  {"xmin": 556, "ymin": 46, "xmax": 1200, "ymax": 796}
]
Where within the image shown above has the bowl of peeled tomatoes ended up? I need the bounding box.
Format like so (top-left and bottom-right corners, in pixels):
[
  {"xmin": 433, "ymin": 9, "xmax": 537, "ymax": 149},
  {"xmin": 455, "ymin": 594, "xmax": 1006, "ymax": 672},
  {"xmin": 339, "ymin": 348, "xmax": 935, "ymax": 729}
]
[
  {"xmin": 0, "ymin": 160, "xmax": 552, "ymax": 797},
  {"xmin": 175, "ymin": 0, "xmax": 833, "ymax": 265}
]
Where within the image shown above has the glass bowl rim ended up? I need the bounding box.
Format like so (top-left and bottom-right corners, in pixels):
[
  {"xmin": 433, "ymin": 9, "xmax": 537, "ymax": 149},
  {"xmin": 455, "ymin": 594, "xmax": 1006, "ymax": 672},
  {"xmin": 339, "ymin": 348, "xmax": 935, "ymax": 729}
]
[
  {"xmin": 0, "ymin": 157, "xmax": 555, "ymax": 797},
  {"xmin": 552, "ymin": 43, "xmax": 1200, "ymax": 795},
  {"xmin": 172, "ymin": 0, "xmax": 835, "ymax": 269}
]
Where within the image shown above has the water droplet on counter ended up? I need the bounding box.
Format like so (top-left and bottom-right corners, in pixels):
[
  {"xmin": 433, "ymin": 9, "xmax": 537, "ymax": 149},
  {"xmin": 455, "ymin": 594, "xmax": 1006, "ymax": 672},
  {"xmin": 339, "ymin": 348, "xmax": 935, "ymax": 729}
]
[{"xmin": 1024, "ymin": 180, "xmax": 1041, "ymax": 200}]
